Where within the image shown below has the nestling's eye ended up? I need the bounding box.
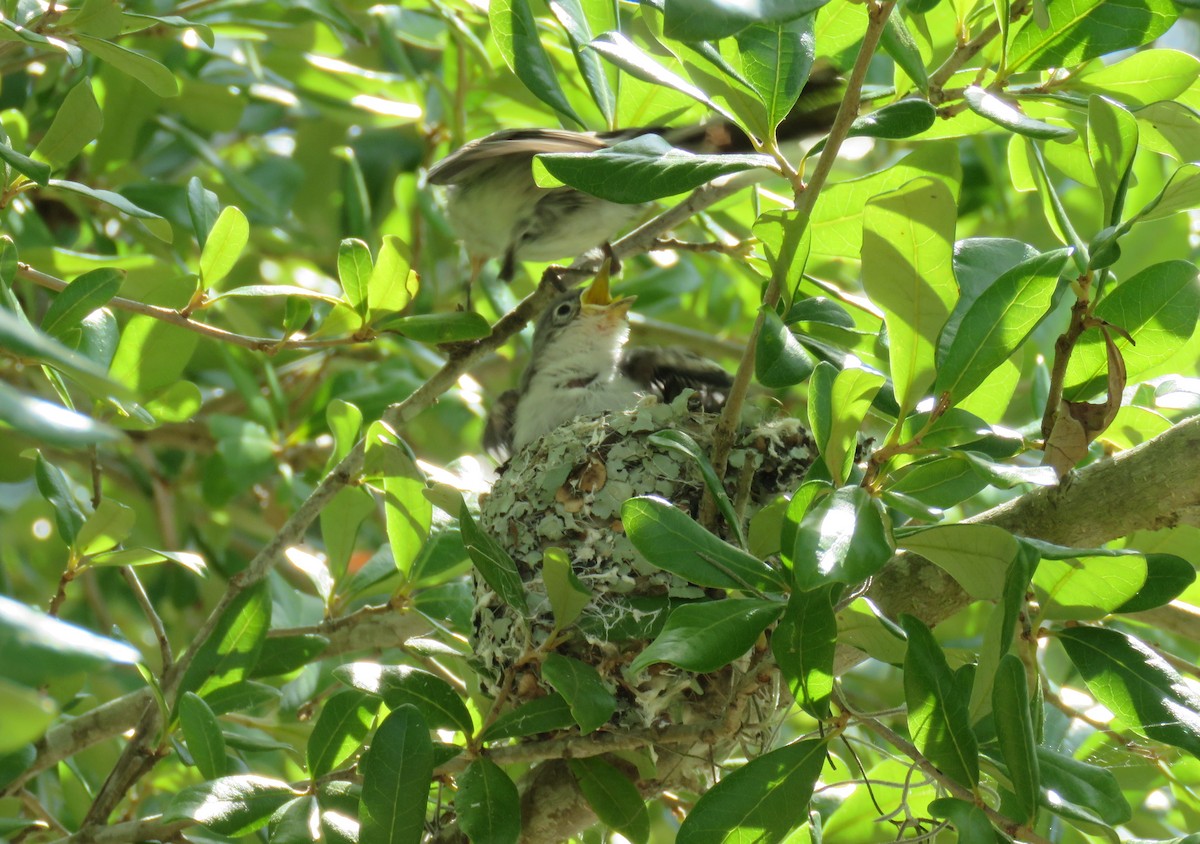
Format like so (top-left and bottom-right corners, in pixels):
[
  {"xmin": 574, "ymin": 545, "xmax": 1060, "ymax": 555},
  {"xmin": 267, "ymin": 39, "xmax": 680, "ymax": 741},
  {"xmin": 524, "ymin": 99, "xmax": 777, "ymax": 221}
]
[{"xmin": 555, "ymin": 303, "xmax": 574, "ymax": 319}]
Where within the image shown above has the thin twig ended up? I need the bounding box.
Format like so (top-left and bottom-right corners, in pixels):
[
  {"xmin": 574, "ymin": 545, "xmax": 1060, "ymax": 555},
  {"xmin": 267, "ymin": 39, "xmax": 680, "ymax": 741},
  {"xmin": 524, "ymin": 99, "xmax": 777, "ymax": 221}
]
[
  {"xmin": 928, "ymin": 0, "xmax": 1033, "ymax": 97},
  {"xmin": 120, "ymin": 567, "xmax": 173, "ymax": 673}
]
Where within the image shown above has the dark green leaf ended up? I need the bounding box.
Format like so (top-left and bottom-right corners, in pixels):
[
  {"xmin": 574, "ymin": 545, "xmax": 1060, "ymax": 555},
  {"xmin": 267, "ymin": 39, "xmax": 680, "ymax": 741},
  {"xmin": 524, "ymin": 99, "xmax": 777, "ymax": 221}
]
[
  {"xmin": 379, "ymin": 312, "xmax": 492, "ymax": 343},
  {"xmin": 902, "ymin": 615, "xmax": 979, "ymax": 788},
  {"xmin": 179, "ymin": 692, "xmax": 227, "ymax": 780},
  {"xmin": 456, "ymin": 758, "xmax": 520, "ymax": 844},
  {"xmin": 927, "ymin": 798, "xmax": 1000, "ymax": 842},
  {"xmin": 177, "ymin": 582, "xmax": 272, "ymax": 702},
  {"xmin": 677, "ymin": 739, "xmax": 825, "ymax": 843},
  {"xmin": 630, "ymin": 598, "xmax": 783, "ymax": 674},
  {"xmin": 935, "ymin": 249, "xmax": 1070, "ymax": 403},
  {"xmin": 588, "ymin": 32, "xmax": 721, "ymax": 115},
  {"xmin": 0, "ymin": 139, "xmax": 50, "ymax": 185},
  {"xmin": 1059, "ymin": 626, "xmax": 1200, "ymax": 758},
  {"xmin": 307, "ymin": 690, "xmax": 378, "ymax": 778},
  {"xmin": 881, "ymin": 14, "xmax": 928, "ymax": 94},
  {"xmin": 541, "ymin": 654, "xmax": 616, "ymax": 734},
  {"xmin": 537, "ymin": 134, "xmax": 772, "ymax": 204},
  {"xmin": 359, "ymin": 706, "xmax": 433, "ymax": 844},
  {"xmin": 0, "ymin": 307, "xmax": 128, "ymax": 399},
  {"xmin": 810, "ymin": 100, "xmax": 938, "ymax": 159},
  {"xmin": 549, "ymin": 0, "xmax": 615, "ymax": 125},
  {"xmin": 991, "ymin": 655, "xmax": 1038, "ymax": 822},
  {"xmin": 647, "ymin": 430, "xmax": 746, "ymax": 548},
  {"xmin": 166, "ymin": 775, "xmax": 296, "ymax": 836},
  {"xmin": 1007, "ymin": 0, "xmax": 1177, "ymax": 71},
  {"xmin": 49, "ymin": 179, "xmax": 172, "ymax": 241},
  {"xmin": 41, "ymin": 269, "xmax": 123, "ymax": 341},
  {"xmin": 333, "ymin": 663, "xmax": 473, "ymax": 735},
  {"xmin": 772, "ymin": 585, "xmax": 839, "ymax": 718},
  {"xmin": 736, "ymin": 17, "xmax": 815, "ymax": 132},
  {"xmin": 481, "ymin": 693, "xmax": 575, "ymax": 741},
  {"xmin": 1087, "ymin": 95, "xmax": 1138, "ymax": 228},
  {"xmin": 32, "ymin": 79, "xmax": 102, "ymax": 169},
  {"xmin": 252, "ymin": 635, "xmax": 329, "ymax": 678},
  {"xmin": 75, "ymin": 34, "xmax": 179, "ymax": 97},
  {"xmin": 622, "ymin": 496, "xmax": 786, "ymax": 592},
  {"xmin": 756, "ymin": 306, "xmax": 815, "ymax": 388},
  {"xmin": 1115, "ymin": 554, "xmax": 1196, "ymax": 613},
  {"xmin": 489, "ymin": 0, "xmax": 583, "ymax": 125},
  {"xmin": 460, "ymin": 503, "xmax": 526, "ymax": 609},
  {"xmin": 1035, "ymin": 746, "xmax": 1131, "ymax": 825},
  {"xmin": 542, "ymin": 547, "xmax": 592, "ymax": 630},
  {"xmin": 791, "ymin": 486, "xmax": 892, "ymax": 591},
  {"xmin": 35, "ymin": 452, "xmax": 88, "ymax": 544},
  {"xmin": 569, "ymin": 758, "xmax": 649, "ymax": 844},
  {"xmin": 196, "ymin": 681, "xmax": 281, "ymax": 716},
  {"xmin": 963, "ymin": 87, "xmax": 1076, "ymax": 140}
]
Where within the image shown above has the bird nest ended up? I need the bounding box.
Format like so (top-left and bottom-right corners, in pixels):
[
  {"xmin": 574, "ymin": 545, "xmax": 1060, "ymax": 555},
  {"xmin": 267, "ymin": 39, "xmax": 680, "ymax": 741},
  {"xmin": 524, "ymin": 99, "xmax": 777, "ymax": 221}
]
[{"xmin": 473, "ymin": 393, "xmax": 816, "ymax": 739}]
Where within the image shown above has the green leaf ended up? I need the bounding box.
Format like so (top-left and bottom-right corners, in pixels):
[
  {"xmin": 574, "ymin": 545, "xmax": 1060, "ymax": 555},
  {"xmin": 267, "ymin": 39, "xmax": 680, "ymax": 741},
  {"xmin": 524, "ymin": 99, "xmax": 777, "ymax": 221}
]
[
  {"xmin": 1064, "ymin": 260, "xmax": 1200, "ymax": 400},
  {"xmin": 165, "ymin": 775, "xmax": 296, "ymax": 837},
  {"xmin": 0, "ymin": 382, "xmax": 121, "ymax": 447},
  {"xmin": 1115, "ymin": 554, "xmax": 1196, "ymax": 613},
  {"xmin": 49, "ymin": 178, "xmax": 172, "ymax": 241},
  {"xmin": 755, "ymin": 306, "xmax": 815, "ymax": 388},
  {"xmin": 0, "ymin": 678, "xmax": 57, "ymax": 754},
  {"xmin": 74, "ymin": 498, "xmax": 135, "ymax": 557},
  {"xmin": 456, "ymin": 758, "xmax": 520, "ymax": 844},
  {"xmin": 1132, "ymin": 162, "xmax": 1200, "ymax": 224},
  {"xmin": 541, "ymin": 653, "xmax": 616, "ymax": 734},
  {"xmin": 772, "ymin": 584, "xmax": 838, "ymax": 718},
  {"xmin": 333, "ymin": 663, "xmax": 473, "ymax": 735},
  {"xmin": 363, "ymin": 424, "xmax": 431, "ymax": 579},
  {"xmin": 490, "ymin": 0, "xmax": 583, "ymax": 126},
  {"xmin": 251, "ymin": 634, "xmax": 329, "ymax": 679},
  {"xmin": 307, "ymin": 689, "xmax": 378, "ymax": 778},
  {"xmin": 754, "ymin": 209, "xmax": 810, "ymax": 311},
  {"xmin": 927, "ymin": 798, "xmax": 999, "ymax": 842},
  {"xmin": 379, "ymin": 312, "xmax": 492, "ymax": 343},
  {"xmin": 481, "ymin": 693, "xmax": 575, "ymax": 741},
  {"xmin": 881, "ymin": 14, "xmax": 928, "ymax": 94},
  {"xmin": 320, "ymin": 486, "xmax": 374, "ymax": 583},
  {"xmin": 630, "ymin": 598, "xmax": 783, "ymax": 674},
  {"xmin": 663, "ymin": 0, "xmax": 828, "ymax": 41},
  {"xmin": 0, "ymin": 307, "xmax": 128, "ymax": 399},
  {"xmin": 41, "ymin": 268, "xmax": 123, "ymax": 341},
  {"xmin": 791, "ymin": 486, "xmax": 893, "ymax": 591},
  {"xmin": 676, "ymin": 739, "xmax": 826, "ymax": 843},
  {"xmin": 459, "ymin": 503, "xmax": 526, "ymax": 609},
  {"xmin": 88, "ymin": 547, "xmax": 207, "ymax": 577},
  {"xmin": 201, "ymin": 681, "xmax": 280, "ymax": 716},
  {"xmin": 823, "ymin": 366, "xmax": 885, "ymax": 486},
  {"xmin": 1035, "ymin": 746, "xmax": 1131, "ymax": 825},
  {"xmin": 177, "ymin": 582, "xmax": 271, "ymax": 702},
  {"xmin": 179, "ymin": 692, "xmax": 227, "ymax": 780},
  {"xmin": 366, "ymin": 235, "xmax": 416, "ymax": 321},
  {"xmin": 32, "ymin": 79, "xmax": 103, "ymax": 169},
  {"xmin": 543, "ymin": 547, "xmax": 592, "ymax": 630},
  {"xmin": 935, "ymin": 249, "xmax": 1070, "ymax": 404},
  {"xmin": 1087, "ymin": 96, "xmax": 1139, "ymax": 230},
  {"xmin": 897, "ymin": 524, "xmax": 1017, "ymax": 600},
  {"xmin": 0, "ymin": 595, "xmax": 139, "ymax": 686},
  {"xmin": 902, "ymin": 615, "xmax": 979, "ymax": 789},
  {"xmin": 1007, "ymin": 0, "xmax": 1177, "ymax": 71},
  {"xmin": 622, "ymin": 496, "xmax": 786, "ymax": 592},
  {"xmin": 646, "ymin": 429, "xmax": 746, "ymax": 549},
  {"xmin": 269, "ymin": 796, "xmax": 322, "ymax": 844},
  {"xmin": 1033, "ymin": 554, "xmax": 1146, "ymax": 620},
  {"xmin": 808, "ymin": 100, "xmax": 939, "ymax": 160},
  {"xmin": 199, "ymin": 206, "xmax": 249, "ymax": 288},
  {"xmin": 991, "ymin": 655, "xmax": 1038, "ymax": 823},
  {"xmin": 736, "ymin": 17, "xmax": 815, "ymax": 133},
  {"xmin": 569, "ymin": 758, "xmax": 649, "ymax": 844},
  {"xmin": 963, "ymin": 87, "xmax": 1076, "ymax": 140},
  {"xmin": 0, "ymin": 137, "xmax": 50, "ymax": 185},
  {"xmin": 537, "ymin": 134, "xmax": 772, "ymax": 204},
  {"xmin": 337, "ymin": 238, "xmax": 372, "ymax": 319},
  {"xmin": 359, "ymin": 706, "xmax": 433, "ymax": 844},
  {"xmin": 548, "ymin": 0, "xmax": 615, "ymax": 125},
  {"xmin": 75, "ymin": 34, "xmax": 179, "ymax": 97},
  {"xmin": 35, "ymin": 452, "xmax": 88, "ymax": 545},
  {"xmin": 187, "ymin": 177, "xmax": 219, "ymax": 248},
  {"xmin": 1059, "ymin": 626, "xmax": 1200, "ymax": 758},
  {"xmin": 1072, "ymin": 49, "xmax": 1200, "ymax": 107},
  {"xmin": 861, "ymin": 176, "xmax": 958, "ymax": 419}
]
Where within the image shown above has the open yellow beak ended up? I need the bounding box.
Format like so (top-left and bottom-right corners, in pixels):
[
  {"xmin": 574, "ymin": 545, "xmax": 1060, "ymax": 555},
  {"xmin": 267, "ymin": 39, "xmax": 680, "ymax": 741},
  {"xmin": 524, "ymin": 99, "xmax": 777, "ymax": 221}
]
[{"xmin": 580, "ymin": 259, "xmax": 634, "ymax": 313}]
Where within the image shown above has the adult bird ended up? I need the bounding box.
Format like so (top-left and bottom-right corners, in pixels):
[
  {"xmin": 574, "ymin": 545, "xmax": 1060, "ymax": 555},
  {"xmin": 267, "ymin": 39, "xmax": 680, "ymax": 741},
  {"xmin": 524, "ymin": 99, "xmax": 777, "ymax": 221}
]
[
  {"xmin": 428, "ymin": 70, "xmax": 845, "ymax": 283},
  {"xmin": 483, "ymin": 262, "xmax": 731, "ymax": 461}
]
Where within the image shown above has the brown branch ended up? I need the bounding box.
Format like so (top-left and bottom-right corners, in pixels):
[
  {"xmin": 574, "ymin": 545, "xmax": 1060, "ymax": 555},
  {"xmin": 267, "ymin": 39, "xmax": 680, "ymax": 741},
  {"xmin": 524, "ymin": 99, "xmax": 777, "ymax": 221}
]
[
  {"xmin": 699, "ymin": 0, "xmax": 898, "ymax": 528},
  {"xmin": 17, "ymin": 264, "xmax": 371, "ymax": 353},
  {"xmin": 1040, "ymin": 290, "xmax": 1090, "ymax": 440},
  {"xmin": 928, "ymin": 0, "xmax": 1033, "ymax": 98}
]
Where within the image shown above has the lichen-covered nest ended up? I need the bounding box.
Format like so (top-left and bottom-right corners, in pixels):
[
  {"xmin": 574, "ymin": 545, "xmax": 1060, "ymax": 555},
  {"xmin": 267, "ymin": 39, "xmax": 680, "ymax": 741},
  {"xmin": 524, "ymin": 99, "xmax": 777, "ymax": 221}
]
[{"xmin": 474, "ymin": 393, "xmax": 815, "ymax": 733}]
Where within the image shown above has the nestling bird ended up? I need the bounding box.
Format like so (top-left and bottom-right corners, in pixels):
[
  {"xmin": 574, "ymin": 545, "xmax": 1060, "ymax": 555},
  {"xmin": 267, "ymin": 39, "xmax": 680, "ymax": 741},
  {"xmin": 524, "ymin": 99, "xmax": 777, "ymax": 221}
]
[
  {"xmin": 428, "ymin": 70, "xmax": 845, "ymax": 282},
  {"xmin": 483, "ymin": 262, "xmax": 732, "ymax": 461}
]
